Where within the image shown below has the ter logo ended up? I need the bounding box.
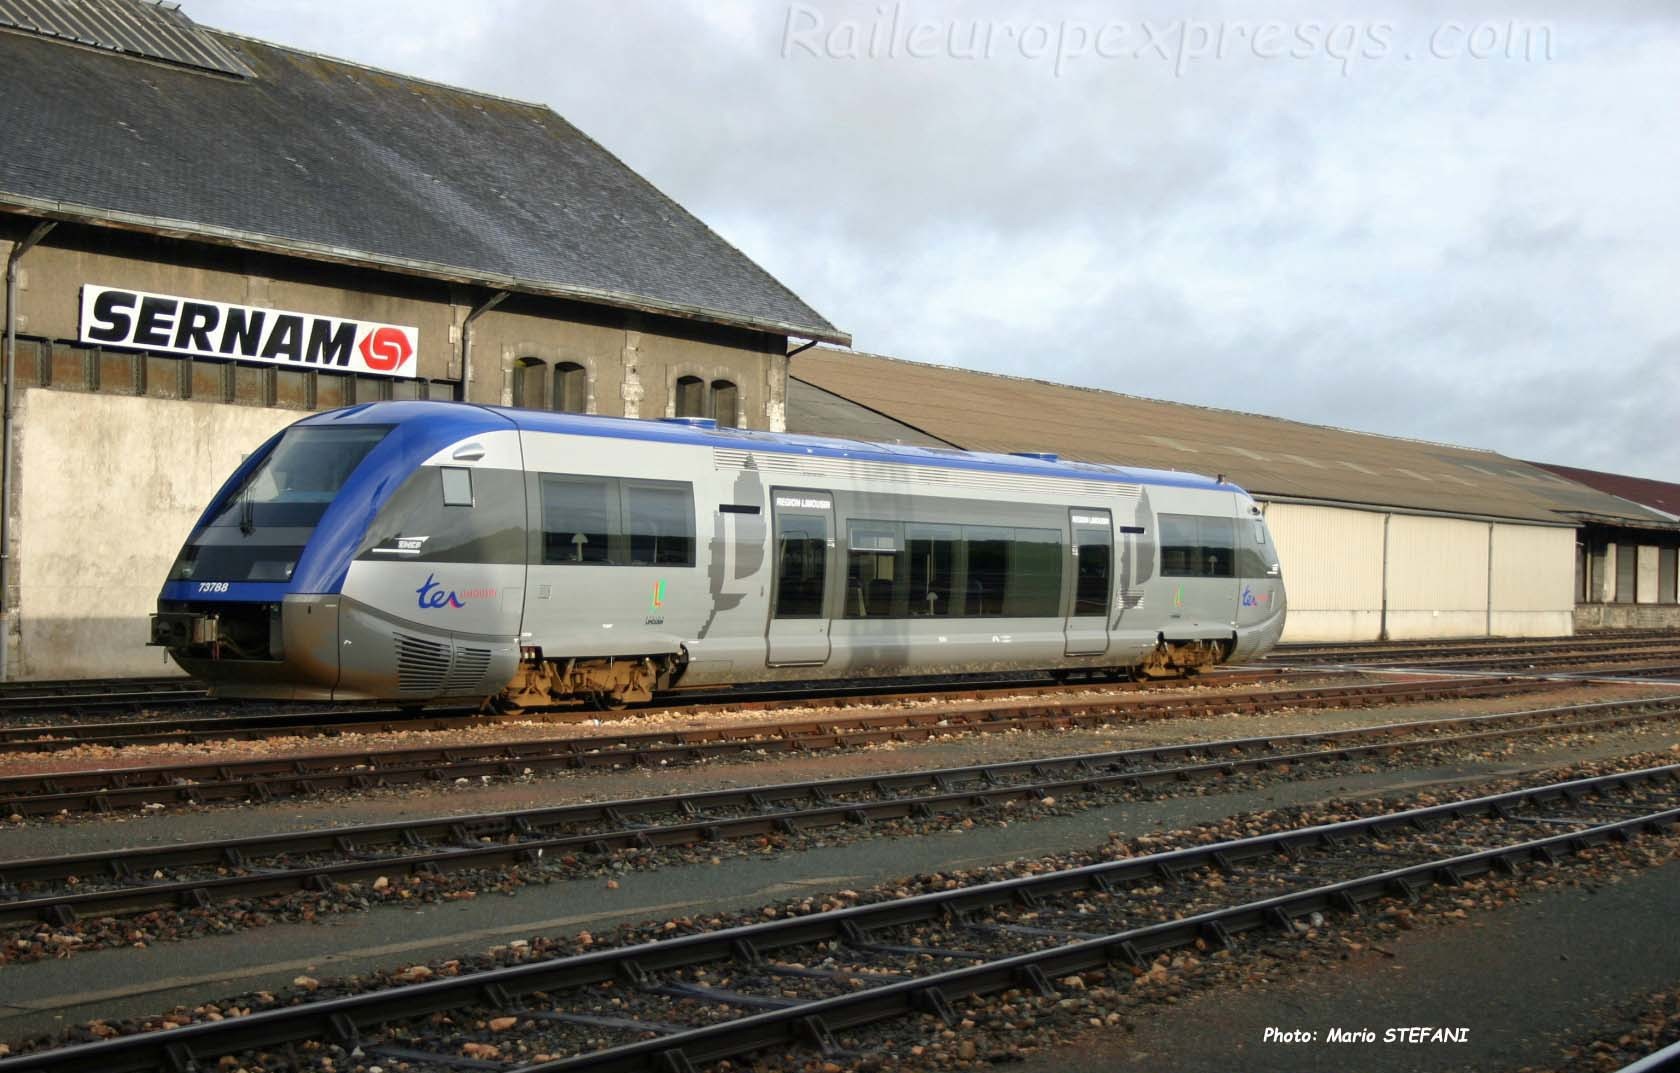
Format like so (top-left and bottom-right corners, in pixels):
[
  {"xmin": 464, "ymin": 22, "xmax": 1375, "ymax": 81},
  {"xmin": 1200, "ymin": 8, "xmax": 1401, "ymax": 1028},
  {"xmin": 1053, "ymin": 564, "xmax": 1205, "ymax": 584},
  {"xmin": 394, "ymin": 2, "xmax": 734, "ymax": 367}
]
[{"xmin": 359, "ymin": 326, "xmax": 414, "ymax": 372}]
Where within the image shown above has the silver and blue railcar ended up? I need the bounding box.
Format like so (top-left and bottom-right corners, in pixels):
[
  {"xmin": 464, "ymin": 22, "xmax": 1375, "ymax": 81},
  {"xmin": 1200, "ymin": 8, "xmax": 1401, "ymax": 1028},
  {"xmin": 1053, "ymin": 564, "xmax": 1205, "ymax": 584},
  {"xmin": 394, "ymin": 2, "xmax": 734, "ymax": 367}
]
[{"xmin": 151, "ymin": 402, "xmax": 1286, "ymax": 705}]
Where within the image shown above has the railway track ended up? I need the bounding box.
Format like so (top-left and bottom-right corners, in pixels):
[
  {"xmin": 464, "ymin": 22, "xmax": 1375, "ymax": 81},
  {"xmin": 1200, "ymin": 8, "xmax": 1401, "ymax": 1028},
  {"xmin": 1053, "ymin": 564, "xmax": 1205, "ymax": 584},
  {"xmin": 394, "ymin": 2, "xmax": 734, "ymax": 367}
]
[
  {"xmin": 3, "ymin": 694, "xmax": 1676, "ymax": 929},
  {"xmin": 3, "ymin": 763, "xmax": 1674, "ymax": 1073},
  {"xmin": 1272, "ymin": 634, "xmax": 1680, "ymax": 664},
  {"xmin": 0, "ymin": 669, "xmax": 1299, "ymax": 751},
  {"xmin": 0, "ymin": 676, "xmax": 1561, "ymax": 816},
  {"xmin": 0, "ymin": 678, "xmax": 211, "ymax": 716}
]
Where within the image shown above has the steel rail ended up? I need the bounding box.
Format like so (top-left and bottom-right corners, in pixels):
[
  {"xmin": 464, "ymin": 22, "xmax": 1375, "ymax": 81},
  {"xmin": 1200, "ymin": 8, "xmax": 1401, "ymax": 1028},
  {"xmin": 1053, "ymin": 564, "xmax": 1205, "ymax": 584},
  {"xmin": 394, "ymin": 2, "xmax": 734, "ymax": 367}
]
[
  {"xmin": 0, "ymin": 669, "xmax": 1299, "ymax": 752},
  {"xmin": 2, "ymin": 765, "xmax": 1674, "ymax": 1073},
  {"xmin": 0, "ymin": 677, "xmax": 1554, "ymax": 815},
  {"xmin": 1272, "ymin": 633, "xmax": 1680, "ymax": 660},
  {"xmin": 4, "ymin": 694, "xmax": 1675, "ymax": 927}
]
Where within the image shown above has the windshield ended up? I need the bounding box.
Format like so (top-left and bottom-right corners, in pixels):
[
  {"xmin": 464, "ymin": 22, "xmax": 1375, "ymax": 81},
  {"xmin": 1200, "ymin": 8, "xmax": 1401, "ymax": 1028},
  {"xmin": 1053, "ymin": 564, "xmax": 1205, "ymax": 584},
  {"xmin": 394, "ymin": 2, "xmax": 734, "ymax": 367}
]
[
  {"xmin": 170, "ymin": 425, "xmax": 391, "ymax": 582},
  {"xmin": 205, "ymin": 425, "xmax": 392, "ymax": 530}
]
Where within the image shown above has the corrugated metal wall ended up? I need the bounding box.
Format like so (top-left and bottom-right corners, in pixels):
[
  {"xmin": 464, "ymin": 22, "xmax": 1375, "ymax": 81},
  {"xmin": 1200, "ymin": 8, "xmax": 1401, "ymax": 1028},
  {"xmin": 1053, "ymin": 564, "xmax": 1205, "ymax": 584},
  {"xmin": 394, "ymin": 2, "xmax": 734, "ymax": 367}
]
[
  {"xmin": 1265, "ymin": 503, "xmax": 1384, "ymax": 642},
  {"xmin": 1489, "ymin": 524, "xmax": 1575, "ymax": 635},
  {"xmin": 1266, "ymin": 503, "xmax": 1575, "ymax": 642},
  {"xmin": 1385, "ymin": 515, "xmax": 1489, "ymax": 638}
]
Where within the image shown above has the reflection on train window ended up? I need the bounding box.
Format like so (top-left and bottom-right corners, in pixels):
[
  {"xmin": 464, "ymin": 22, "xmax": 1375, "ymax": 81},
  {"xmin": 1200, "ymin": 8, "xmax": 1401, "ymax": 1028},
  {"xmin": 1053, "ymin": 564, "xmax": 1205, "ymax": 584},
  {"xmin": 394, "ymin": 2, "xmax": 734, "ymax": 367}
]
[
  {"xmin": 625, "ymin": 482, "xmax": 696, "ymax": 566},
  {"xmin": 540, "ymin": 475, "xmax": 695, "ymax": 567},
  {"xmin": 541, "ymin": 476, "xmax": 617, "ymax": 564},
  {"xmin": 1235, "ymin": 517, "xmax": 1279, "ymax": 577},
  {"xmin": 845, "ymin": 520, "xmax": 1063, "ymax": 619},
  {"xmin": 1161, "ymin": 514, "xmax": 1236, "ymax": 578},
  {"xmin": 774, "ymin": 515, "xmax": 827, "ymax": 618}
]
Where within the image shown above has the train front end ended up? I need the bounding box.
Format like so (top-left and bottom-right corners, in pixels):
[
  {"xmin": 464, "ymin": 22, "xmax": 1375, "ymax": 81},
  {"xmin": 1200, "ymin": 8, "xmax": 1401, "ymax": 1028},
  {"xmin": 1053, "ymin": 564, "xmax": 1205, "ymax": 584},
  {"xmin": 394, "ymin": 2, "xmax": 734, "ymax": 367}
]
[{"xmin": 150, "ymin": 402, "xmax": 523, "ymax": 701}]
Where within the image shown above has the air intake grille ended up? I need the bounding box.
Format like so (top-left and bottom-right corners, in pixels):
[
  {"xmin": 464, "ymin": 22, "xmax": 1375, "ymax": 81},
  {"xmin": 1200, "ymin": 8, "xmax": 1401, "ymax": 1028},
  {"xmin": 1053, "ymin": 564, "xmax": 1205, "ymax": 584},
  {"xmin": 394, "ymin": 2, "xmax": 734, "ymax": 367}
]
[
  {"xmin": 1119, "ymin": 589, "xmax": 1146, "ymax": 610},
  {"xmin": 713, "ymin": 448, "xmax": 1139, "ymax": 500},
  {"xmin": 394, "ymin": 632, "xmax": 450, "ymax": 696},
  {"xmin": 444, "ymin": 646, "xmax": 493, "ymax": 694}
]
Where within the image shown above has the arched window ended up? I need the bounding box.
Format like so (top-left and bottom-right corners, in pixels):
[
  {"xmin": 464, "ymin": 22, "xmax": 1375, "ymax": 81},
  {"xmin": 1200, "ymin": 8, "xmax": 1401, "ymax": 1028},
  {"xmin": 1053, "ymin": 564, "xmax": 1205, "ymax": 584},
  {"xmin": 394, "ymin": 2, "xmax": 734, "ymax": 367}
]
[
  {"xmin": 554, "ymin": 362, "xmax": 588, "ymax": 414},
  {"xmin": 674, "ymin": 375, "xmax": 705, "ymax": 418},
  {"xmin": 710, "ymin": 379, "xmax": 738, "ymax": 428},
  {"xmin": 513, "ymin": 357, "xmax": 547, "ymax": 409}
]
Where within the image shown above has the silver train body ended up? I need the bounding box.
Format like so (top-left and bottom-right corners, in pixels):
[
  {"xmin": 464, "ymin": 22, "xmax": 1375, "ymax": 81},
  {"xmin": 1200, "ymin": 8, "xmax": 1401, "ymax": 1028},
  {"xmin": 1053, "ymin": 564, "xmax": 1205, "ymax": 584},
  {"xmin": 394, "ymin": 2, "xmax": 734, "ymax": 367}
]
[{"xmin": 152, "ymin": 403, "xmax": 1287, "ymax": 704}]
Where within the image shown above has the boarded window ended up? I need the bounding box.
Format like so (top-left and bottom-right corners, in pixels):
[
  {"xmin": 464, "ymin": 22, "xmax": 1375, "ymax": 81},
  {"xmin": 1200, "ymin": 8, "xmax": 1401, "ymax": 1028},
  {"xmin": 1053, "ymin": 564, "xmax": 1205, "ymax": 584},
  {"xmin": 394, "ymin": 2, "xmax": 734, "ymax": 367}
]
[
  {"xmin": 1660, "ymin": 547, "xmax": 1678, "ymax": 605},
  {"xmin": 711, "ymin": 379, "xmax": 738, "ymax": 427},
  {"xmin": 513, "ymin": 358, "xmax": 547, "ymax": 409},
  {"xmin": 553, "ymin": 362, "xmax": 587, "ymax": 413},
  {"xmin": 675, "ymin": 375, "xmax": 705, "ymax": 417},
  {"xmin": 1615, "ymin": 543, "xmax": 1637, "ymax": 603}
]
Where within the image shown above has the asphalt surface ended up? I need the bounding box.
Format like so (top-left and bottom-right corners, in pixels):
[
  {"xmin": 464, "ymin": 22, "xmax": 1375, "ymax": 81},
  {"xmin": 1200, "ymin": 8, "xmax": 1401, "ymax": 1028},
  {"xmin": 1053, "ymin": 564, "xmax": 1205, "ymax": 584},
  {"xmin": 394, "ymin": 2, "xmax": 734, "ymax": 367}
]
[{"xmin": 1010, "ymin": 858, "xmax": 1680, "ymax": 1073}]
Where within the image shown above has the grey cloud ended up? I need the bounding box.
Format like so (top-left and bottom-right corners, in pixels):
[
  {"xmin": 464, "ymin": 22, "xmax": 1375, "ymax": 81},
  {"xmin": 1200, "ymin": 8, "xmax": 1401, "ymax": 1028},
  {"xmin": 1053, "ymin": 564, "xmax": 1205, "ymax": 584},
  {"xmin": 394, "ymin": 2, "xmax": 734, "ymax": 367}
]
[{"xmin": 188, "ymin": 0, "xmax": 1679, "ymax": 482}]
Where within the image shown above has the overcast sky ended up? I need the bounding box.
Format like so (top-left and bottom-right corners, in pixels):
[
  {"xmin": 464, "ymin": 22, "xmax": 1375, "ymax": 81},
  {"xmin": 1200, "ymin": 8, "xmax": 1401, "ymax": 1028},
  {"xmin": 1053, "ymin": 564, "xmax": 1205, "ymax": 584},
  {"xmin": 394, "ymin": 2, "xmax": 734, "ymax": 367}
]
[{"xmin": 189, "ymin": 1, "xmax": 1678, "ymax": 480}]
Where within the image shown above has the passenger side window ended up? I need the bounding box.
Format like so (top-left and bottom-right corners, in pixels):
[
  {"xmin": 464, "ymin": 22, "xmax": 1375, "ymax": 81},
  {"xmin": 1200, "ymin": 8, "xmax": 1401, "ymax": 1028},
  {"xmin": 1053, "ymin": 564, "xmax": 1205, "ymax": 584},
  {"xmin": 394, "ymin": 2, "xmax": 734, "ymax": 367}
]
[
  {"xmin": 539, "ymin": 475, "xmax": 696, "ymax": 567},
  {"xmin": 843, "ymin": 519, "xmax": 1065, "ymax": 619},
  {"xmin": 541, "ymin": 476, "xmax": 617, "ymax": 564},
  {"xmin": 625, "ymin": 481, "xmax": 696, "ymax": 566},
  {"xmin": 1161, "ymin": 513, "xmax": 1236, "ymax": 578},
  {"xmin": 846, "ymin": 522, "xmax": 903, "ymax": 618}
]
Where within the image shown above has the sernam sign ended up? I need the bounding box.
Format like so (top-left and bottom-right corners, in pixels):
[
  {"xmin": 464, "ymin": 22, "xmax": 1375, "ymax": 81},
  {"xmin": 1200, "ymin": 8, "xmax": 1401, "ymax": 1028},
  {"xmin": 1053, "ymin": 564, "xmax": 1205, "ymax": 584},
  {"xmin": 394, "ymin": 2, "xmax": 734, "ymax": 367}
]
[{"xmin": 78, "ymin": 285, "xmax": 419, "ymax": 379}]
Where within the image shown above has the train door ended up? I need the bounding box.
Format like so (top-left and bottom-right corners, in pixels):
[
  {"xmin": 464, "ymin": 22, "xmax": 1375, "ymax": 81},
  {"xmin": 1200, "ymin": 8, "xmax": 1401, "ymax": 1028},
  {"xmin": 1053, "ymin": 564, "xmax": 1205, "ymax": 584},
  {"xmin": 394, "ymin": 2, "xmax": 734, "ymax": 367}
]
[
  {"xmin": 766, "ymin": 488, "xmax": 833, "ymax": 666},
  {"xmin": 1065, "ymin": 509, "xmax": 1113, "ymax": 656}
]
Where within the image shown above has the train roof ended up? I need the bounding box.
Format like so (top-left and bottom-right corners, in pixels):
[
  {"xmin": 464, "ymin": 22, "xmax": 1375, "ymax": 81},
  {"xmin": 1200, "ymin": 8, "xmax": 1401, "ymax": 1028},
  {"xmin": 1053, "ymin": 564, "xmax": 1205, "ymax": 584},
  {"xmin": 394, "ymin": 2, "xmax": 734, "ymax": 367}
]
[{"xmin": 299, "ymin": 401, "xmax": 1240, "ymax": 495}]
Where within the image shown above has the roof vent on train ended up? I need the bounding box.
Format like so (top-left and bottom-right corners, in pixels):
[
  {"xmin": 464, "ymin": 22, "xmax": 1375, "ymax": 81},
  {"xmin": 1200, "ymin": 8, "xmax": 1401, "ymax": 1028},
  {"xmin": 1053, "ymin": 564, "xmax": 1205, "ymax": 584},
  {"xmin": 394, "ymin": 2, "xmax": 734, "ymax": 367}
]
[
  {"xmin": 661, "ymin": 417, "xmax": 718, "ymax": 430},
  {"xmin": 1010, "ymin": 451, "xmax": 1059, "ymax": 462}
]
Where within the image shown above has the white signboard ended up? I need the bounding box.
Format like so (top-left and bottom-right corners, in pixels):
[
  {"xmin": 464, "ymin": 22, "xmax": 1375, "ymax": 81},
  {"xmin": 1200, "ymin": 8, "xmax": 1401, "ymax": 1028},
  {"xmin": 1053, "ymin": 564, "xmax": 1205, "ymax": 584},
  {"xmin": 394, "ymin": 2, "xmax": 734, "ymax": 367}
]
[{"xmin": 79, "ymin": 284, "xmax": 420, "ymax": 378}]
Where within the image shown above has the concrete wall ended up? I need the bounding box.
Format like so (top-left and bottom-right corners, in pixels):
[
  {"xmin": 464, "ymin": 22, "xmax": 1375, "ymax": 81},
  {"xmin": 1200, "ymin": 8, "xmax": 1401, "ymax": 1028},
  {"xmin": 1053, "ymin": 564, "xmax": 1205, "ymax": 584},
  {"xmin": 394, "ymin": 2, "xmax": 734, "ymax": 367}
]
[
  {"xmin": 9, "ymin": 389, "xmax": 297, "ymax": 678},
  {"xmin": 1265, "ymin": 503, "xmax": 1575, "ymax": 642},
  {"xmin": 1576, "ymin": 603, "xmax": 1680, "ymax": 629}
]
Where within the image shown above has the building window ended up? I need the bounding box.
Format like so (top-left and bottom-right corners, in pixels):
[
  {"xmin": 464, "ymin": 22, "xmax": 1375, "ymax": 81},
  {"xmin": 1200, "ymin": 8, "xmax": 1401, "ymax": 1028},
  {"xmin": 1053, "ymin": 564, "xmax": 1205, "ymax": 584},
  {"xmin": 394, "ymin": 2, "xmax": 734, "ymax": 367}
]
[
  {"xmin": 554, "ymin": 362, "xmax": 588, "ymax": 414},
  {"xmin": 710, "ymin": 379, "xmax": 738, "ymax": 427},
  {"xmin": 513, "ymin": 357, "xmax": 547, "ymax": 409},
  {"xmin": 675, "ymin": 375, "xmax": 705, "ymax": 418}
]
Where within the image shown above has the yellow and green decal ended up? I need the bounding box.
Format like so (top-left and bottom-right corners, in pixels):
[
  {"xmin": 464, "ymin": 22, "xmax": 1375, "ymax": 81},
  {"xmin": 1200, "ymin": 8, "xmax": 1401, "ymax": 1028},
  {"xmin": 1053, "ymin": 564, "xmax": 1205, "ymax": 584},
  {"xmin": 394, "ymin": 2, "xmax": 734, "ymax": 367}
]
[{"xmin": 651, "ymin": 579, "xmax": 667, "ymax": 610}]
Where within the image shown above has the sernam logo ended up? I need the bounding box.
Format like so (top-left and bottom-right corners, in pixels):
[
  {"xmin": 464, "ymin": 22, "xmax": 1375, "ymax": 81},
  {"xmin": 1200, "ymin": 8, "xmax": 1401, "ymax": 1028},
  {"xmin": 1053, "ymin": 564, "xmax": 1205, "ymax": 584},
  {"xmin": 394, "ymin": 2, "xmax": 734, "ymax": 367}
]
[{"xmin": 79, "ymin": 285, "xmax": 419, "ymax": 379}]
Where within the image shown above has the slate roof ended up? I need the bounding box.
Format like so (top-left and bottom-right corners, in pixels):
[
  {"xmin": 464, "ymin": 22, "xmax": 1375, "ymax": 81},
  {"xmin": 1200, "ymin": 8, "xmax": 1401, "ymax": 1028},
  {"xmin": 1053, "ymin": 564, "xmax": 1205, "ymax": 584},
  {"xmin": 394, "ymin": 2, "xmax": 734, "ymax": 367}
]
[
  {"xmin": 1526, "ymin": 462, "xmax": 1680, "ymax": 521},
  {"xmin": 790, "ymin": 348, "xmax": 1678, "ymax": 528},
  {"xmin": 0, "ymin": 5, "xmax": 845, "ymax": 343}
]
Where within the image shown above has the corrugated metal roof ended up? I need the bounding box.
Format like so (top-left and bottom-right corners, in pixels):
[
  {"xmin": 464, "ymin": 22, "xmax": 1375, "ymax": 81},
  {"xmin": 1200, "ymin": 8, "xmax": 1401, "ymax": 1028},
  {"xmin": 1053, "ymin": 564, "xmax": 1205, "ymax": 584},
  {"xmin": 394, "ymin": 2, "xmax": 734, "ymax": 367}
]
[
  {"xmin": 0, "ymin": 2, "xmax": 845, "ymax": 344},
  {"xmin": 1526, "ymin": 461, "xmax": 1680, "ymax": 520},
  {"xmin": 0, "ymin": 0, "xmax": 251, "ymax": 76},
  {"xmin": 791, "ymin": 349, "xmax": 1679, "ymax": 527}
]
